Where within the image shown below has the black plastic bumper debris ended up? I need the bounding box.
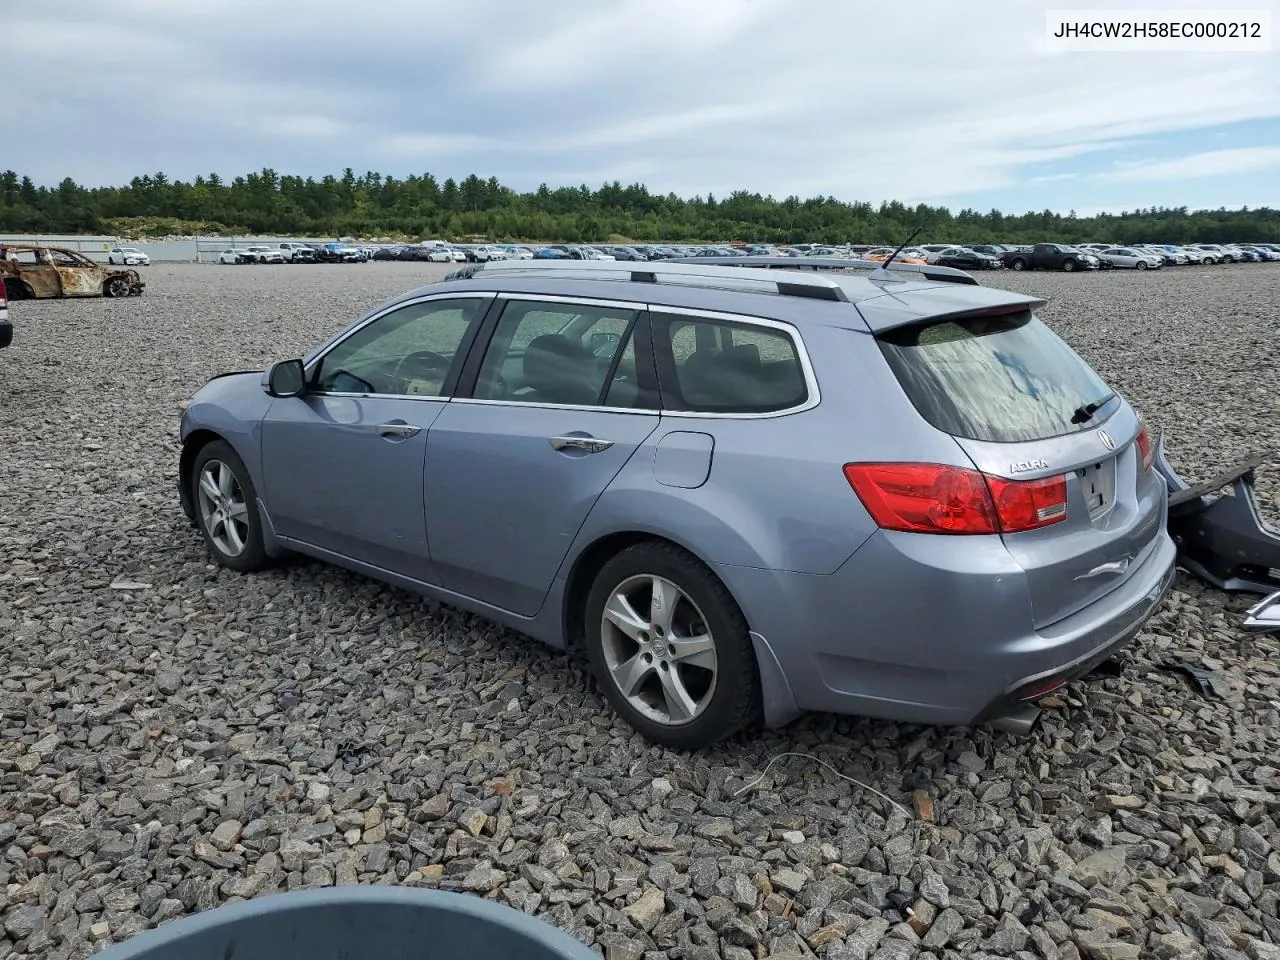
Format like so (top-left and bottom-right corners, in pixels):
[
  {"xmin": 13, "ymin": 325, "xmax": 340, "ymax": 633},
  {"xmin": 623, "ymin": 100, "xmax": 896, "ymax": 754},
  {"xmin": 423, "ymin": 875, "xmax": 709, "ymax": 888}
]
[
  {"xmin": 90, "ymin": 887, "xmax": 597, "ymax": 960},
  {"xmin": 1154, "ymin": 436, "xmax": 1280, "ymax": 595}
]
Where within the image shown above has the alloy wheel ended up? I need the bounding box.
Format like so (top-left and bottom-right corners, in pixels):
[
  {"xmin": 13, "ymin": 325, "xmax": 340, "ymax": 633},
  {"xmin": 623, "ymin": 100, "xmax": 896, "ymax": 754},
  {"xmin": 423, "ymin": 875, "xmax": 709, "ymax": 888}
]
[
  {"xmin": 600, "ymin": 574, "xmax": 718, "ymax": 726},
  {"xmin": 197, "ymin": 459, "xmax": 250, "ymax": 557}
]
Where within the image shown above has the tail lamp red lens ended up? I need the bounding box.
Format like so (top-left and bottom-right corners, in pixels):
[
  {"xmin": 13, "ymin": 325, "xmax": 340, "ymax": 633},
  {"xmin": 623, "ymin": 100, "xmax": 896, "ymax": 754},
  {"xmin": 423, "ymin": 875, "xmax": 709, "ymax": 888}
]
[
  {"xmin": 1135, "ymin": 424, "xmax": 1154, "ymax": 473},
  {"xmin": 843, "ymin": 462, "xmax": 1068, "ymax": 535}
]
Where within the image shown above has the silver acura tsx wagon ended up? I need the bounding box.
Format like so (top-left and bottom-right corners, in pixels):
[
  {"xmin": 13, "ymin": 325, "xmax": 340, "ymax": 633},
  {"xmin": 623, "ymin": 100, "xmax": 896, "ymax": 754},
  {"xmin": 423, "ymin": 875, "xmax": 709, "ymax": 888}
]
[{"xmin": 177, "ymin": 256, "xmax": 1176, "ymax": 748}]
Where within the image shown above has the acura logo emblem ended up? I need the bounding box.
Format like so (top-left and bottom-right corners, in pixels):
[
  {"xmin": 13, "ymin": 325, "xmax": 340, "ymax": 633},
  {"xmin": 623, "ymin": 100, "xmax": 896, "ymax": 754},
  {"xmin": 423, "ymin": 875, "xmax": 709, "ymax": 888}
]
[{"xmin": 1098, "ymin": 429, "xmax": 1115, "ymax": 450}]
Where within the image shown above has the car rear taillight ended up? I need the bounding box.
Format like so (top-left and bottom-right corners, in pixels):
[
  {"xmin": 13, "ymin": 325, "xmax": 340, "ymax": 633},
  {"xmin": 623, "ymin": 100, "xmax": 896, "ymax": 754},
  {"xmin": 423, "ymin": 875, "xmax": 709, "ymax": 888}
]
[
  {"xmin": 843, "ymin": 462, "xmax": 1068, "ymax": 535},
  {"xmin": 1135, "ymin": 424, "xmax": 1154, "ymax": 473}
]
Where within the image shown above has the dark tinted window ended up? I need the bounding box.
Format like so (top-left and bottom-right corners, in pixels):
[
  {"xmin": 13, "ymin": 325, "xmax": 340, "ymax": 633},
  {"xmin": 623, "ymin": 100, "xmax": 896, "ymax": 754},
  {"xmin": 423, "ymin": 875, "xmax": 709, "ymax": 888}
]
[
  {"xmin": 877, "ymin": 311, "xmax": 1113, "ymax": 443},
  {"xmin": 652, "ymin": 313, "xmax": 807, "ymax": 413}
]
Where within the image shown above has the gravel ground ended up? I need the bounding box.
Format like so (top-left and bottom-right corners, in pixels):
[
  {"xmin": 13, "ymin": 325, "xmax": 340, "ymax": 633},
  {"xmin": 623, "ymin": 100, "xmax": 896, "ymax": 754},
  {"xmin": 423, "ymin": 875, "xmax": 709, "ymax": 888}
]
[{"xmin": 2, "ymin": 261, "xmax": 1279, "ymax": 960}]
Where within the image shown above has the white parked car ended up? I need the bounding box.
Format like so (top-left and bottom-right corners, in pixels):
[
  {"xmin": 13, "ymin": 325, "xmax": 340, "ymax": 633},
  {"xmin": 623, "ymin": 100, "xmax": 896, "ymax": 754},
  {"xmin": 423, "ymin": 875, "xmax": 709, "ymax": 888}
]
[
  {"xmin": 916, "ymin": 243, "xmax": 953, "ymax": 263},
  {"xmin": 217, "ymin": 248, "xmax": 252, "ymax": 265},
  {"xmin": 1099, "ymin": 247, "xmax": 1163, "ymax": 270},
  {"xmin": 426, "ymin": 247, "xmax": 454, "ymax": 262},
  {"xmin": 108, "ymin": 246, "xmax": 150, "ymax": 266},
  {"xmin": 276, "ymin": 242, "xmax": 316, "ymax": 262},
  {"xmin": 242, "ymin": 246, "xmax": 286, "ymax": 264},
  {"xmin": 447, "ymin": 247, "xmax": 468, "ymax": 262}
]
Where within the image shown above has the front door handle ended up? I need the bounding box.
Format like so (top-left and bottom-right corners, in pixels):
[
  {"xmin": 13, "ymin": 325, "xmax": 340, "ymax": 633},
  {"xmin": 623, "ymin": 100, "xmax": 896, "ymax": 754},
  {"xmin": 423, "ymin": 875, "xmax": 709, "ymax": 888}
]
[
  {"xmin": 376, "ymin": 422, "xmax": 421, "ymax": 438},
  {"xmin": 549, "ymin": 435, "xmax": 614, "ymax": 453}
]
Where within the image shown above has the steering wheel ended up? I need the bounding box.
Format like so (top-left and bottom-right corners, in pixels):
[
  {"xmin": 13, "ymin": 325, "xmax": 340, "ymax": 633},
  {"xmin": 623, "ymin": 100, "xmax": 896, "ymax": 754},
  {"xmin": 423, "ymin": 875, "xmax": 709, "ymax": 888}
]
[{"xmin": 393, "ymin": 350, "xmax": 452, "ymax": 387}]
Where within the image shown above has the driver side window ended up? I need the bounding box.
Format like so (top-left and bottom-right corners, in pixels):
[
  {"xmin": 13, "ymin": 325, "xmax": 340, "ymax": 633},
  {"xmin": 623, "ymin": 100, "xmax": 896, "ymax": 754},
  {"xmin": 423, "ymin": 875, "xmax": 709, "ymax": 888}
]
[{"xmin": 312, "ymin": 297, "xmax": 486, "ymax": 397}]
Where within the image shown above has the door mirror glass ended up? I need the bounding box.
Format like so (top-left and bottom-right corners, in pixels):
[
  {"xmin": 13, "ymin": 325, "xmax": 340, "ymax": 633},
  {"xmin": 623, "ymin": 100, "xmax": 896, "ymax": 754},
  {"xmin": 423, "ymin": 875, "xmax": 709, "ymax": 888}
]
[{"xmin": 265, "ymin": 359, "xmax": 307, "ymax": 397}]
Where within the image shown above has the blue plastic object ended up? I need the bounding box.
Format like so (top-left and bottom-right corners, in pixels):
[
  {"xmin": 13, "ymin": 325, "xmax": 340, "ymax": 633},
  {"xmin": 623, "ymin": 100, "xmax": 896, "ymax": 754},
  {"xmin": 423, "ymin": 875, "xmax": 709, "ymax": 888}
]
[{"xmin": 91, "ymin": 886, "xmax": 597, "ymax": 960}]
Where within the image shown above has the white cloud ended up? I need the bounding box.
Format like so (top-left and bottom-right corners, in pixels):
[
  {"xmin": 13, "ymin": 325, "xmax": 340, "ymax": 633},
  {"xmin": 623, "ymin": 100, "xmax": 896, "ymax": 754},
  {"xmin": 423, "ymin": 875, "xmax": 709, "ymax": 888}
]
[
  {"xmin": 5, "ymin": 0, "xmax": 1280, "ymax": 210},
  {"xmin": 1104, "ymin": 147, "xmax": 1280, "ymax": 182}
]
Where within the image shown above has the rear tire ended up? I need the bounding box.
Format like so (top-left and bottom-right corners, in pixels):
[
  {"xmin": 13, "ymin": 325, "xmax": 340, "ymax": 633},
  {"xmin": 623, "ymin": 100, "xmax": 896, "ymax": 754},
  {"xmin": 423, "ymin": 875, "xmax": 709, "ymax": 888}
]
[{"xmin": 584, "ymin": 541, "xmax": 759, "ymax": 749}]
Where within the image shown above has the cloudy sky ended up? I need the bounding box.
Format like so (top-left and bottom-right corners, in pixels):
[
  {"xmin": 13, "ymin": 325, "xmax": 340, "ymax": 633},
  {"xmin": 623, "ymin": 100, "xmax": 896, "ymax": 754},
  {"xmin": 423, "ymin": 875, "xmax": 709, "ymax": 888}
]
[{"xmin": 9, "ymin": 0, "xmax": 1279, "ymax": 214}]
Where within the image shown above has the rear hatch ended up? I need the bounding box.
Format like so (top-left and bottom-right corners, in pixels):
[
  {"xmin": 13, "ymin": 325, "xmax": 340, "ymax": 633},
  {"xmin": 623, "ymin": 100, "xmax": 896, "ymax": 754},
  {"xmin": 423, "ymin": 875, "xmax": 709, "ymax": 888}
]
[{"xmin": 873, "ymin": 299, "xmax": 1164, "ymax": 629}]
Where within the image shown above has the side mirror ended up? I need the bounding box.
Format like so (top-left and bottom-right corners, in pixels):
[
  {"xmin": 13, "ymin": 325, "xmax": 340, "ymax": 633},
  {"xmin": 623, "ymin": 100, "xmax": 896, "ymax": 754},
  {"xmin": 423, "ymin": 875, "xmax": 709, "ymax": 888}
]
[{"xmin": 264, "ymin": 359, "xmax": 307, "ymax": 398}]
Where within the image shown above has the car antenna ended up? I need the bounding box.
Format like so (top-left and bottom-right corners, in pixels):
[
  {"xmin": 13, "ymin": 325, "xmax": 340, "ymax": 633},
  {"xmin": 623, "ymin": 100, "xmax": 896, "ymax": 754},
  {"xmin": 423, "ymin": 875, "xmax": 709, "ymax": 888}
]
[{"xmin": 869, "ymin": 225, "xmax": 924, "ymax": 282}]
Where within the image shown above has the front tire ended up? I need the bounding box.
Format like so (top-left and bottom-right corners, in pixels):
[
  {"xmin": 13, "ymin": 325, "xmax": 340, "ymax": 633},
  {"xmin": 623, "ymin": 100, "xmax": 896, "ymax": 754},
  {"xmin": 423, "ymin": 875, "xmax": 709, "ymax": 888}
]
[
  {"xmin": 584, "ymin": 541, "xmax": 759, "ymax": 749},
  {"xmin": 1062, "ymin": 259, "xmax": 1077, "ymax": 272},
  {"xmin": 1136, "ymin": 260, "xmax": 1148, "ymax": 270},
  {"xmin": 191, "ymin": 440, "xmax": 268, "ymax": 572},
  {"xmin": 1010, "ymin": 258, "xmax": 1027, "ymax": 271},
  {"xmin": 104, "ymin": 276, "xmax": 132, "ymax": 297}
]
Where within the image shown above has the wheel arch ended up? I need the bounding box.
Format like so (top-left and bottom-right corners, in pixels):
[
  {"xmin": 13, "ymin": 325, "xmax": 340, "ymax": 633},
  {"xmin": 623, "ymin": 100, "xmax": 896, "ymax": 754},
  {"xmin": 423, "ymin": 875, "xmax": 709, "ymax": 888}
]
[
  {"xmin": 178, "ymin": 428, "xmax": 225, "ymax": 524},
  {"xmin": 3, "ymin": 277, "xmax": 33, "ymax": 299},
  {"xmin": 562, "ymin": 531, "xmax": 675, "ymax": 652},
  {"xmin": 560, "ymin": 530, "xmax": 780, "ymax": 734}
]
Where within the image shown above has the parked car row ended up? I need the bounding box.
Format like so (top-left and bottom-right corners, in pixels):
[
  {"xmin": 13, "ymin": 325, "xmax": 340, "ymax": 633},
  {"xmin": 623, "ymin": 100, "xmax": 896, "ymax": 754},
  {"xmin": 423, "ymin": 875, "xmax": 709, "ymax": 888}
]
[
  {"xmin": 927, "ymin": 241, "xmax": 1280, "ymax": 271},
  {"xmin": 1075, "ymin": 241, "xmax": 1280, "ymax": 267},
  {"xmin": 215, "ymin": 242, "xmax": 375, "ymax": 264},
  {"xmin": 207, "ymin": 237, "xmax": 1280, "ymax": 273}
]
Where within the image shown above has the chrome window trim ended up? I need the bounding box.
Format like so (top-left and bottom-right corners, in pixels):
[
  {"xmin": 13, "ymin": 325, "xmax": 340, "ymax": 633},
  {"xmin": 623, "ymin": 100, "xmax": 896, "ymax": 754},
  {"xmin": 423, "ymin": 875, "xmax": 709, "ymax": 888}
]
[
  {"xmin": 647, "ymin": 304, "xmax": 821, "ymax": 420},
  {"xmin": 305, "ymin": 392, "xmax": 452, "ymax": 403},
  {"xmin": 302, "ymin": 291, "xmax": 494, "ymax": 397},
  {"xmin": 451, "ymin": 397, "xmax": 660, "ymax": 417},
  {"xmin": 300, "ymin": 291, "xmax": 821, "ymax": 420}
]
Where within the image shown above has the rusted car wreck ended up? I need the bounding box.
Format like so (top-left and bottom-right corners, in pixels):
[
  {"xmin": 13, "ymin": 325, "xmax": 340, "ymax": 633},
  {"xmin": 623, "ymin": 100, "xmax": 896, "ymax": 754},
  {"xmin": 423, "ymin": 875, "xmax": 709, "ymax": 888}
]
[{"xmin": 1, "ymin": 243, "xmax": 145, "ymax": 299}]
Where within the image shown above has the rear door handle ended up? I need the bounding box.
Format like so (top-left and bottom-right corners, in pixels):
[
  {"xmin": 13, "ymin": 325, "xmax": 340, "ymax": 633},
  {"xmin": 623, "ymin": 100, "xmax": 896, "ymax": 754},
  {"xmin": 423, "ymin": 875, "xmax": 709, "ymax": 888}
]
[
  {"xmin": 376, "ymin": 422, "xmax": 421, "ymax": 438},
  {"xmin": 549, "ymin": 436, "xmax": 614, "ymax": 453}
]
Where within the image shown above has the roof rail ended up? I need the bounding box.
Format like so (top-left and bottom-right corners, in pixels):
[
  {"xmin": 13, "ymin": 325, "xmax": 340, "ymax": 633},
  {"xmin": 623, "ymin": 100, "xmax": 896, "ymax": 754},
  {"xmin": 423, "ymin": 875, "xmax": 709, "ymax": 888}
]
[
  {"xmin": 663, "ymin": 255, "xmax": 981, "ymax": 286},
  {"xmin": 467, "ymin": 258, "xmax": 851, "ymax": 301}
]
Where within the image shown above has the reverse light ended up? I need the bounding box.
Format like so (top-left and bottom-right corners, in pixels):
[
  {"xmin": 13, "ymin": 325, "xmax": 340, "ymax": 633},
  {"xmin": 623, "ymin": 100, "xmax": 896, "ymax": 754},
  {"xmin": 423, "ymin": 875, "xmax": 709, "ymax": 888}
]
[
  {"xmin": 1135, "ymin": 424, "xmax": 1154, "ymax": 473},
  {"xmin": 843, "ymin": 462, "xmax": 1068, "ymax": 535}
]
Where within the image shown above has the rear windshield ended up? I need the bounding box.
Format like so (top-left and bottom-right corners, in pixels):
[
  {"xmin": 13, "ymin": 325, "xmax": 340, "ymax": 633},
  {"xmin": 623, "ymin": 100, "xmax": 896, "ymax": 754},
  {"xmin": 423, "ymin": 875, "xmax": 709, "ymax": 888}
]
[{"xmin": 877, "ymin": 310, "xmax": 1114, "ymax": 443}]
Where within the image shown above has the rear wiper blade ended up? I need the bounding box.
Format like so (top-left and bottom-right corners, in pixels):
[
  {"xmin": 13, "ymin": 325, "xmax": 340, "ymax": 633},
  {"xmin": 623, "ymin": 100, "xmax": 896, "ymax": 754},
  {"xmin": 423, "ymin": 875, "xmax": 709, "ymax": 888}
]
[{"xmin": 1071, "ymin": 391, "xmax": 1116, "ymax": 424}]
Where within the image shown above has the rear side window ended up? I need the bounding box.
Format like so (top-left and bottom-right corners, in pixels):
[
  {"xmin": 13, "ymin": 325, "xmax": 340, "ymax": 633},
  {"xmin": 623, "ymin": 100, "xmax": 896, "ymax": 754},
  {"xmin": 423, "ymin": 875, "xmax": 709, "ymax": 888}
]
[
  {"xmin": 652, "ymin": 312, "xmax": 808, "ymax": 414},
  {"xmin": 877, "ymin": 310, "xmax": 1113, "ymax": 443}
]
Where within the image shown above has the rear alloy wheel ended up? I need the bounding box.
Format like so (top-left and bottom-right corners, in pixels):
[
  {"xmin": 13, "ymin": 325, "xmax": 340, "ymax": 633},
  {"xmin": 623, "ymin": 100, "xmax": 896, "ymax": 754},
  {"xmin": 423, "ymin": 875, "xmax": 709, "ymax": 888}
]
[
  {"xmin": 585, "ymin": 541, "xmax": 759, "ymax": 749},
  {"xmin": 192, "ymin": 440, "xmax": 268, "ymax": 572},
  {"xmin": 105, "ymin": 276, "xmax": 132, "ymax": 297}
]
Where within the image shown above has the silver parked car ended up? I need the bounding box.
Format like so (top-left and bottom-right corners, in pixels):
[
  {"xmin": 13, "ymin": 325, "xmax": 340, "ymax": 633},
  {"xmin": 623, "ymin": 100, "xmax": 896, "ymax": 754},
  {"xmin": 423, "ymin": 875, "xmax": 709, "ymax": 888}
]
[
  {"xmin": 177, "ymin": 257, "xmax": 1175, "ymax": 748},
  {"xmin": 1099, "ymin": 247, "xmax": 1163, "ymax": 270}
]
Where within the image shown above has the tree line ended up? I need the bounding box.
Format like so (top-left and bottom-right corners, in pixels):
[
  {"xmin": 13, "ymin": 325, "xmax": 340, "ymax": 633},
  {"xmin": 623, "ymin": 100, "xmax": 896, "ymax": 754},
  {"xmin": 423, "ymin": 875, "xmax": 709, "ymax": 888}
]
[{"xmin": 1, "ymin": 167, "xmax": 1276, "ymax": 245}]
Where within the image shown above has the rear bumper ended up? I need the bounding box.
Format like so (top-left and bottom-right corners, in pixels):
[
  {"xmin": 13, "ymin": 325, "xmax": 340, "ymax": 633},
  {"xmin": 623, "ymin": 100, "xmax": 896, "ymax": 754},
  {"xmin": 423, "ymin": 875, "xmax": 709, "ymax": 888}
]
[
  {"xmin": 714, "ymin": 528, "xmax": 1177, "ymax": 729},
  {"xmin": 972, "ymin": 548, "xmax": 1174, "ymax": 723}
]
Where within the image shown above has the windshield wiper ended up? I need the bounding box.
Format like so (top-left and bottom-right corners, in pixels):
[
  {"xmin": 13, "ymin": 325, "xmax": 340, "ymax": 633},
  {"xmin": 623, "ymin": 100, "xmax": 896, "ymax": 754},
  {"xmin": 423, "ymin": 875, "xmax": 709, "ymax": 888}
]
[{"xmin": 1070, "ymin": 391, "xmax": 1116, "ymax": 424}]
